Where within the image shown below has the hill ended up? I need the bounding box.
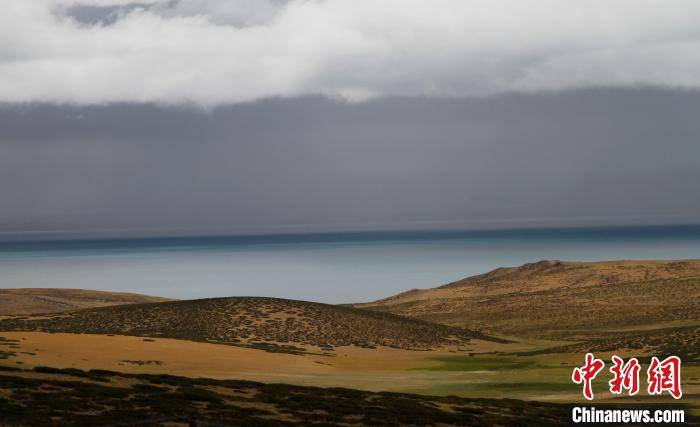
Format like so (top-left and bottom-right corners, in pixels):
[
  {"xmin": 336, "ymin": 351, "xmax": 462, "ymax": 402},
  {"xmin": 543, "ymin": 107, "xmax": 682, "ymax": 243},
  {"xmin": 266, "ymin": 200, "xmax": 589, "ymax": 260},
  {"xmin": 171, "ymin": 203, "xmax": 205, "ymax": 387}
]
[
  {"xmin": 0, "ymin": 297, "xmax": 491, "ymax": 354},
  {"xmin": 0, "ymin": 288, "xmax": 172, "ymax": 315},
  {"xmin": 359, "ymin": 259, "xmax": 700, "ymax": 339}
]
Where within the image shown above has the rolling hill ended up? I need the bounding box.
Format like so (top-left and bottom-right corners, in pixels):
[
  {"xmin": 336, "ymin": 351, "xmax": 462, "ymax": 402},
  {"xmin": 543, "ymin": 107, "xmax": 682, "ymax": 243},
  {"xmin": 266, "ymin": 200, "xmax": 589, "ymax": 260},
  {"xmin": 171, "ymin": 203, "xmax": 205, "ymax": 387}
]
[
  {"xmin": 358, "ymin": 259, "xmax": 700, "ymax": 339},
  {"xmin": 0, "ymin": 288, "xmax": 173, "ymax": 315},
  {"xmin": 0, "ymin": 297, "xmax": 492, "ymax": 354}
]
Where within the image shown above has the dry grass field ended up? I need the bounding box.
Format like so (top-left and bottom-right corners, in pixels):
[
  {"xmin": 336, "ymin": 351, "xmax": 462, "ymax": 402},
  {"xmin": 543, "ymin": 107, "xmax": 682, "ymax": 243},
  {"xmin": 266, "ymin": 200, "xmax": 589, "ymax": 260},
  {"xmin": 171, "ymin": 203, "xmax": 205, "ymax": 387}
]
[
  {"xmin": 0, "ymin": 332, "xmax": 515, "ymax": 392},
  {"xmin": 359, "ymin": 260, "xmax": 700, "ymax": 340},
  {"xmin": 1, "ymin": 330, "xmax": 698, "ymax": 405},
  {"xmin": 364, "ymin": 259, "xmax": 700, "ymax": 303}
]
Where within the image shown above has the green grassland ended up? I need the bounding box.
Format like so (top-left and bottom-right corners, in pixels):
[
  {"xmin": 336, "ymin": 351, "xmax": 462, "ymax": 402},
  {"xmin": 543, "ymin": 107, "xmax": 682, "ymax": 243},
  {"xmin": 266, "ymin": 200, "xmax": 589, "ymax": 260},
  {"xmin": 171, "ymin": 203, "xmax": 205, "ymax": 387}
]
[
  {"xmin": 403, "ymin": 334, "xmax": 700, "ymax": 413},
  {"xmin": 414, "ymin": 355, "xmax": 539, "ymax": 372}
]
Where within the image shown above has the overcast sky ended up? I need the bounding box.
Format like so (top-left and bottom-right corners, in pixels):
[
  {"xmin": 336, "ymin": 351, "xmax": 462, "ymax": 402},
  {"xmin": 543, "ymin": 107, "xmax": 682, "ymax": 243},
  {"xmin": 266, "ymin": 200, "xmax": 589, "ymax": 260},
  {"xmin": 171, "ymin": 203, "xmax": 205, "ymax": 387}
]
[
  {"xmin": 2, "ymin": 1, "xmax": 700, "ymax": 239},
  {"xmin": 4, "ymin": 1, "xmax": 700, "ymax": 104}
]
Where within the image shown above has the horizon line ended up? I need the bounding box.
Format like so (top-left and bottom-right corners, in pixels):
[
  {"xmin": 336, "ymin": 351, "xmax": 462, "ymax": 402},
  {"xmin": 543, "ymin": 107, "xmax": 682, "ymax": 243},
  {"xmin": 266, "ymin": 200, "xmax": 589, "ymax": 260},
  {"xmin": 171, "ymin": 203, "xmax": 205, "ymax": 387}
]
[{"xmin": 2, "ymin": 222, "xmax": 700, "ymax": 247}]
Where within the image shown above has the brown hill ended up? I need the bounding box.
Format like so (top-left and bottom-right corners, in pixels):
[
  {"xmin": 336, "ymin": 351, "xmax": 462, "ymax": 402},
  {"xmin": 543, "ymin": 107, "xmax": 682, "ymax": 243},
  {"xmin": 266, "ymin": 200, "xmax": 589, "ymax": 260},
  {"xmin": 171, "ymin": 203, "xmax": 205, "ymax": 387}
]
[
  {"xmin": 0, "ymin": 288, "xmax": 173, "ymax": 315},
  {"xmin": 359, "ymin": 260, "xmax": 700, "ymax": 339},
  {"xmin": 0, "ymin": 297, "xmax": 493, "ymax": 354}
]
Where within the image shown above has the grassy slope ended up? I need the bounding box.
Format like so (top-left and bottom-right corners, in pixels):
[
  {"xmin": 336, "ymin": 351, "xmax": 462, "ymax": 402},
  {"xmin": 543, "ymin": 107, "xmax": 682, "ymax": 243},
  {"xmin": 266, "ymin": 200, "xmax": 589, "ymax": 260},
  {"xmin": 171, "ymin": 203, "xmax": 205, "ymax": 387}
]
[
  {"xmin": 0, "ymin": 288, "xmax": 172, "ymax": 315},
  {"xmin": 352, "ymin": 259, "xmax": 700, "ymax": 412},
  {"xmin": 360, "ymin": 259, "xmax": 700, "ymax": 340},
  {"xmin": 0, "ymin": 297, "xmax": 495, "ymax": 354}
]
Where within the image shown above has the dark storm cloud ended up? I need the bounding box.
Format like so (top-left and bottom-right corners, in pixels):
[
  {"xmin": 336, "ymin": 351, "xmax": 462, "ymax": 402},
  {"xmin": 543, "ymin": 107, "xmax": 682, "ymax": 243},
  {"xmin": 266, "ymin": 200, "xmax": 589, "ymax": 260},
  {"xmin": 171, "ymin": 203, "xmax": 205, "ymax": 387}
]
[
  {"xmin": 65, "ymin": 3, "xmax": 153, "ymax": 25},
  {"xmin": 1, "ymin": 88, "xmax": 700, "ymax": 240}
]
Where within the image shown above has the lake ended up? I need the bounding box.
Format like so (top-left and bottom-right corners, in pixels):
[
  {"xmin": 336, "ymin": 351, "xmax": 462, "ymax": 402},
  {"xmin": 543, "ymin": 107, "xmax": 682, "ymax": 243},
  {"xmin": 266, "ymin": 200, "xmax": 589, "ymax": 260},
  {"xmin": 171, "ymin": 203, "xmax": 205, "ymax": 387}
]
[{"xmin": 2, "ymin": 225, "xmax": 700, "ymax": 303}]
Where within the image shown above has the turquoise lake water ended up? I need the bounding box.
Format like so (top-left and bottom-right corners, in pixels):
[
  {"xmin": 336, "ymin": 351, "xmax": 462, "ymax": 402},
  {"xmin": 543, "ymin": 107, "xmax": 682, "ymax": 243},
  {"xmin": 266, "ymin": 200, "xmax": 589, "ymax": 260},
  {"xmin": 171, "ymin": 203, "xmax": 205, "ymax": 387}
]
[{"xmin": 2, "ymin": 225, "xmax": 700, "ymax": 303}]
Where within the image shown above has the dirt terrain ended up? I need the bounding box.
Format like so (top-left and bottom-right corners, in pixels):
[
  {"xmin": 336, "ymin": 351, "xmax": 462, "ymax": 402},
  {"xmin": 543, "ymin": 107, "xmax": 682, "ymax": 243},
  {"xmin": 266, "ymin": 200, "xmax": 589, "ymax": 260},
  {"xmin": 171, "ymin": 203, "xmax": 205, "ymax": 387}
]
[
  {"xmin": 0, "ymin": 297, "xmax": 493, "ymax": 354},
  {"xmin": 359, "ymin": 260, "xmax": 700, "ymax": 339},
  {"xmin": 0, "ymin": 288, "xmax": 172, "ymax": 315}
]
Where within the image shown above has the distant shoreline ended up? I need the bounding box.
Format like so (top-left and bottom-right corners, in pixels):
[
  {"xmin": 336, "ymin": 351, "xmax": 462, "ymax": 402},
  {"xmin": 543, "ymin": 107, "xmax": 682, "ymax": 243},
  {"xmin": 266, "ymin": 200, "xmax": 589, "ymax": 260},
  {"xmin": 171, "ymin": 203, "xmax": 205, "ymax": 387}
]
[{"xmin": 3, "ymin": 222, "xmax": 700, "ymax": 249}]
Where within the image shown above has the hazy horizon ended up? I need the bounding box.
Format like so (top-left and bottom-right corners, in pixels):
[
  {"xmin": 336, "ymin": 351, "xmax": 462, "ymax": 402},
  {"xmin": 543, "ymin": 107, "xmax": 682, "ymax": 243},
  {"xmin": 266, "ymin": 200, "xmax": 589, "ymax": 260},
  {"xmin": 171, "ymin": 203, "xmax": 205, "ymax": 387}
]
[{"xmin": 3, "ymin": 221, "xmax": 700, "ymax": 244}]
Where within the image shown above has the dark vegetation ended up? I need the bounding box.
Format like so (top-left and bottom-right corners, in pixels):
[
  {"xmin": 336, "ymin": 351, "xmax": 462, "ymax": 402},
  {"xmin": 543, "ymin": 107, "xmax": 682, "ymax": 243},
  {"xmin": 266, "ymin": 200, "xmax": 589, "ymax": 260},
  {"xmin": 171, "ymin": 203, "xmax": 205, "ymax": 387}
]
[
  {"xmin": 0, "ymin": 336, "xmax": 19, "ymax": 360},
  {"xmin": 120, "ymin": 360, "xmax": 164, "ymax": 366},
  {"xmin": 521, "ymin": 325, "xmax": 700, "ymax": 364},
  {"xmin": 2, "ymin": 366, "xmax": 693, "ymax": 426},
  {"xmin": 0, "ymin": 297, "xmax": 491, "ymax": 354}
]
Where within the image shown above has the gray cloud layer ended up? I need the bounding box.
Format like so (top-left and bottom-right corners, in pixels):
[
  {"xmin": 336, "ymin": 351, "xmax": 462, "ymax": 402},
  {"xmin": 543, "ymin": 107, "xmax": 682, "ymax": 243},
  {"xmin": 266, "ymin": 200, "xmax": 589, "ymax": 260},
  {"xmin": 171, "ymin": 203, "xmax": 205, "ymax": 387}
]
[
  {"xmin": 2, "ymin": 89, "xmax": 700, "ymax": 239},
  {"xmin": 3, "ymin": 1, "xmax": 700, "ymax": 105}
]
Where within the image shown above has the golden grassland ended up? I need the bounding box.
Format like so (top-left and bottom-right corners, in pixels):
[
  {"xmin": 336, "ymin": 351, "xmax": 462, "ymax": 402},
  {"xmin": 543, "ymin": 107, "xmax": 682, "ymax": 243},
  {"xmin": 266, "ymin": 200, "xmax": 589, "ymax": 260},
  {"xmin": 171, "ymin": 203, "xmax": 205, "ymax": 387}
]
[
  {"xmin": 362, "ymin": 259, "xmax": 700, "ymax": 306},
  {"xmin": 360, "ymin": 260, "xmax": 700, "ymax": 340},
  {"xmin": 0, "ymin": 331, "xmax": 697, "ymax": 406}
]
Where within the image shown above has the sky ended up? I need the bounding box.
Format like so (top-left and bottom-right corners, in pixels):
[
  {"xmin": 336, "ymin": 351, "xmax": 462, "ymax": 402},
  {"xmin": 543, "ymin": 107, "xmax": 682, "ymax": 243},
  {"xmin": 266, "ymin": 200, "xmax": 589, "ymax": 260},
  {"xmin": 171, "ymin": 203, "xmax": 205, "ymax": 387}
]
[{"xmin": 2, "ymin": 1, "xmax": 700, "ymax": 240}]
